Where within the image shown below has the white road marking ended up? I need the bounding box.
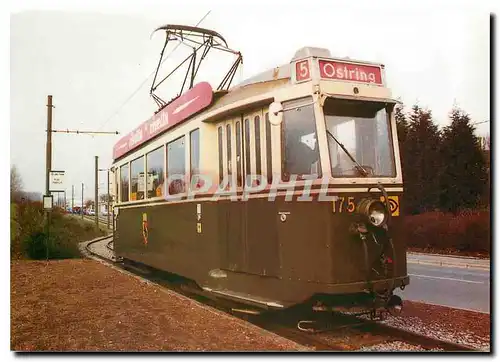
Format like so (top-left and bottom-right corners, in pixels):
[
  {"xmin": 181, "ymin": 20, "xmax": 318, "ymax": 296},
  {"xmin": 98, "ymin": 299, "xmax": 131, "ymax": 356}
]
[{"xmin": 409, "ymin": 273, "xmax": 485, "ymax": 284}]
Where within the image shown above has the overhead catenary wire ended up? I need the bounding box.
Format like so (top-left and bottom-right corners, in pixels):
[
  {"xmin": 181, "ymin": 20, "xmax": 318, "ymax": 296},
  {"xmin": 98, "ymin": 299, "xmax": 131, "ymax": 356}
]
[{"xmin": 95, "ymin": 10, "xmax": 212, "ymax": 133}]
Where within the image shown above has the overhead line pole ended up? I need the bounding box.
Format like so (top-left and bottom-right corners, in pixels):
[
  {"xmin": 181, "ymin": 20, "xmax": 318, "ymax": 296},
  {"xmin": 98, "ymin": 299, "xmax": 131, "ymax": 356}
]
[
  {"xmin": 81, "ymin": 183, "xmax": 84, "ymax": 220},
  {"xmin": 107, "ymin": 170, "xmax": 110, "ymax": 229},
  {"xmin": 45, "ymin": 95, "xmax": 53, "ymax": 196},
  {"xmin": 45, "ymin": 95, "xmax": 54, "ymax": 260},
  {"xmin": 95, "ymin": 156, "xmax": 99, "ymax": 229}
]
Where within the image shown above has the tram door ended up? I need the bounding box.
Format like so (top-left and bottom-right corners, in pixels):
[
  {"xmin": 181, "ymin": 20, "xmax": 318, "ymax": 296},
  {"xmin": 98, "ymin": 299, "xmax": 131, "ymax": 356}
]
[
  {"xmin": 220, "ymin": 111, "xmax": 280, "ymax": 277},
  {"xmin": 221, "ymin": 118, "xmax": 247, "ymax": 272}
]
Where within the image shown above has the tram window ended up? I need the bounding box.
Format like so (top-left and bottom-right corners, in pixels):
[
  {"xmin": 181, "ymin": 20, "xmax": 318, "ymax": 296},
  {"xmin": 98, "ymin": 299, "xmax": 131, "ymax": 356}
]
[
  {"xmin": 130, "ymin": 157, "xmax": 145, "ymax": 201},
  {"xmin": 218, "ymin": 126, "xmax": 223, "ymax": 185},
  {"xmin": 146, "ymin": 146, "xmax": 164, "ymax": 198},
  {"xmin": 167, "ymin": 136, "xmax": 186, "ymax": 195},
  {"xmin": 282, "ymin": 97, "xmax": 321, "ymax": 179},
  {"xmin": 236, "ymin": 121, "xmax": 242, "ymax": 187},
  {"xmin": 244, "ymin": 118, "xmax": 251, "ymax": 185},
  {"xmin": 190, "ymin": 129, "xmax": 200, "ymax": 189},
  {"xmin": 120, "ymin": 163, "xmax": 129, "ymax": 202},
  {"xmin": 254, "ymin": 115, "xmax": 262, "ymax": 178},
  {"xmin": 226, "ymin": 124, "xmax": 232, "ymax": 182},
  {"xmin": 265, "ymin": 112, "xmax": 272, "ymax": 183},
  {"xmin": 324, "ymin": 98, "xmax": 396, "ymax": 177}
]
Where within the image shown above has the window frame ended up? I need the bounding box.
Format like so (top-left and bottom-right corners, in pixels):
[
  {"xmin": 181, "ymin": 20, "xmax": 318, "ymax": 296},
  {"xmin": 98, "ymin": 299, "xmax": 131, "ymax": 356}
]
[
  {"xmin": 130, "ymin": 155, "xmax": 146, "ymax": 201},
  {"xmin": 280, "ymin": 96, "xmax": 322, "ymax": 181},
  {"xmin": 146, "ymin": 145, "xmax": 166, "ymax": 199},
  {"xmin": 166, "ymin": 135, "xmax": 187, "ymax": 195},
  {"xmin": 189, "ymin": 128, "xmax": 200, "ymax": 190},
  {"xmin": 119, "ymin": 163, "xmax": 130, "ymax": 203}
]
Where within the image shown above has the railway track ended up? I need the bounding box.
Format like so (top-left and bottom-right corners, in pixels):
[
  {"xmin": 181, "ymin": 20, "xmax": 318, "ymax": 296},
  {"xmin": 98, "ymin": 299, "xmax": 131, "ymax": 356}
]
[
  {"xmin": 82, "ymin": 237, "xmax": 479, "ymax": 352},
  {"xmin": 81, "ymin": 214, "xmax": 112, "ymax": 228}
]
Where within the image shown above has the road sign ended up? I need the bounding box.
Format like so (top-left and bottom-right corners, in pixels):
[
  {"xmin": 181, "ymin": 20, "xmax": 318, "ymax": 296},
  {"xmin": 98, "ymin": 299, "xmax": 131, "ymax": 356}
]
[
  {"xmin": 50, "ymin": 170, "xmax": 65, "ymax": 191},
  {"xmin": 43, "ymin": 195, "xmax": 53, "ymax": 210}
]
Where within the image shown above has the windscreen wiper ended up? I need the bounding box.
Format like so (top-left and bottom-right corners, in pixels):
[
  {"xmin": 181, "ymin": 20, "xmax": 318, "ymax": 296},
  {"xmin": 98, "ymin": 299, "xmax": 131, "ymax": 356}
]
[{"xmin": 326, "ymin": 129, "xmax": 368, "ymax": 177}]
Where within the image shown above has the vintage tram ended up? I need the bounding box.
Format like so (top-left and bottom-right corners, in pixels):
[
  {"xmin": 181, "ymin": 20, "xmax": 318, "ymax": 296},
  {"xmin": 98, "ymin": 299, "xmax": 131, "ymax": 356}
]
[{"xmin": 110, "ymin": 25, "xmax": 409, "ymax": 317}]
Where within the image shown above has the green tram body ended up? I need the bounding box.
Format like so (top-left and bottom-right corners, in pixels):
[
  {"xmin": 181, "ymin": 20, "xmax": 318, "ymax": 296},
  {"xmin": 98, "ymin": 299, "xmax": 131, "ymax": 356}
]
[{"xmin": 111, "ymin": 46, "xmax": 409, "ymax": 311}]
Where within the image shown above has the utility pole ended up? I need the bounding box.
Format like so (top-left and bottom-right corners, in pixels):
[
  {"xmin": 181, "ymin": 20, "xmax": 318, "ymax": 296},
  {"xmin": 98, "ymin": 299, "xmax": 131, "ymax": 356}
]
[
  {"xmin": 81, "ymin": 183, "xmax": 84, "ymax": 220},
  {"xmin": 107, "ymin": 170, "xmax": 110, "ymax": 229},
  {"xmin": 95, "ymin": 156, "xmax": 99, "ymax": 229},
  {"xmin": 45, "ymin": 95, "xmax": 53, "ymax": 196},
  {"xmin": 45, "ymin": 95, "xmax": 53, "ymax": 260},
  {"xmin": 72, "ymin": 185, "xmax": 74, "ymax": 212}
]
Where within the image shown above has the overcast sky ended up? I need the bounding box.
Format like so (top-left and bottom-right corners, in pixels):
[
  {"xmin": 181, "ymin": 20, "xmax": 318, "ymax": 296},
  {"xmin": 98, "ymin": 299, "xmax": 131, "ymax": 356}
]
[{"xmin": 10, "ymin": 0, "xmax": 493, "ymax": 201}]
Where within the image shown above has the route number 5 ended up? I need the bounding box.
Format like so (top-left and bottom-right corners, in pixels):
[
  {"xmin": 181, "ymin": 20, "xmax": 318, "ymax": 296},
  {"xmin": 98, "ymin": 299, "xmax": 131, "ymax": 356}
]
[{"xmin": 296, "ymin": 60, "xmax": 310, "ymax": 81}]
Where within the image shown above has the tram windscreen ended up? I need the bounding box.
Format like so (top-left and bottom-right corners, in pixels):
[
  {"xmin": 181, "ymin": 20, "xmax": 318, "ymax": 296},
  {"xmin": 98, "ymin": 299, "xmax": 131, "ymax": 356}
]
[{"xmin": 324, "ymin": 98, "xmax": 395, "ymax": 177}]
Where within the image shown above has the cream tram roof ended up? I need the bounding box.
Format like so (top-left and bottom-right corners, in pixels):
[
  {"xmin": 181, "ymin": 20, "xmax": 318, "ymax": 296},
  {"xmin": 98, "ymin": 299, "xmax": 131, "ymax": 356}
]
[{"xmin": 210, "ymin": 46, "xmax": 389, "ymax": 113}]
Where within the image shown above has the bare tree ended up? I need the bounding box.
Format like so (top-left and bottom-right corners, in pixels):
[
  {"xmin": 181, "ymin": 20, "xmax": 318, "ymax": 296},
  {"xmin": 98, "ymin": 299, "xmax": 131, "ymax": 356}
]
[
  {"xmin": 10, "ymin": 165, "xmax": 23, "ymax": 201},
  {"xmin": 99, "ymin": 193, "xmax": 112, "ymax": 203}
]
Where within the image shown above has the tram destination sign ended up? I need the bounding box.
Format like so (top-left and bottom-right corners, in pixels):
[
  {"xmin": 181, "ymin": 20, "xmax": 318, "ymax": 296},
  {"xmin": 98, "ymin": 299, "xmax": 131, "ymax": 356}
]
[
  {"xmin": 318, "ymin": 59, "xmax": 383, "ymax": 85},
  {"xmin": 113, "ymin": 82, "xmax": 213, "ymax": 160}
]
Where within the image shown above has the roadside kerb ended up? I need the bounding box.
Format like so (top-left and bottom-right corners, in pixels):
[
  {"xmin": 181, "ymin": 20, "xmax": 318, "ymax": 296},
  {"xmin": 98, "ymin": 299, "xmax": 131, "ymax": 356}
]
[{"xmin": 407, "ymin": 255, "xmax": 490, "ymax": 271}]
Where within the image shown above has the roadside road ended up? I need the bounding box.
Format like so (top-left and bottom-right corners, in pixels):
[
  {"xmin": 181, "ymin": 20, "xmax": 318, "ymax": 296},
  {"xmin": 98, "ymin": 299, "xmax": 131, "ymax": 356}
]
[{"xmin": 397, "ymin": 262, "xmax": 490, "ymax": 313}]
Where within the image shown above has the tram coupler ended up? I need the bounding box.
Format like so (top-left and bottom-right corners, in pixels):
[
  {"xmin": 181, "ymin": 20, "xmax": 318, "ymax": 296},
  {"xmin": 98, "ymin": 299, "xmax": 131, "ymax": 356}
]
[{"xmin": 385, "ymin": 294, "xmax": 403, "ymax": 316}]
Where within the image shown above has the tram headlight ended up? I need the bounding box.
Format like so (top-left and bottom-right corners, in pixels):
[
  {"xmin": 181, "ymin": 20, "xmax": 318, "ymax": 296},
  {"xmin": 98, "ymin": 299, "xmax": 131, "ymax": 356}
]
[{"xmin": 357, "ymin": 199, "xmax": 388, "ymax": 227}]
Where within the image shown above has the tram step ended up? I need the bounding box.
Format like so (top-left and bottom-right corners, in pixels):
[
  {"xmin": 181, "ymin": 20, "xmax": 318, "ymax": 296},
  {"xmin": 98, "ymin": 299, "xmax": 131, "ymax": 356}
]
[{"xmin": 202, "ymin": 287, "xmax": 284, "ymax": 310}]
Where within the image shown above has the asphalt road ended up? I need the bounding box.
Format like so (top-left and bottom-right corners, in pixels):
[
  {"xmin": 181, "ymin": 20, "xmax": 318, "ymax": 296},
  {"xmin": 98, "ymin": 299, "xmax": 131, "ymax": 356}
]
[{"xmin": 396, "ymin": 263, "xmax": 490, "ymax": 313}]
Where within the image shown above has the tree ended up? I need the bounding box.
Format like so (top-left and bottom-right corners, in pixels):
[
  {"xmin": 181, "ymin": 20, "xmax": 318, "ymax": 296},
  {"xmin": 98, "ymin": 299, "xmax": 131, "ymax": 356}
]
[
  {"xmin": 439, "ymin": 108, "xmax": 488, "ymax": 212},
  {"xmin": 10, "ymin": 165, "xmax": 23, "ymax": 202},
  {"xmin": 395, "ymin": 103, "xmax": 409, "ymax": 146},
  {"xmin": 394, "ymin": 103, "xmax": 409, "ymax": 183},
  {"xmin": 404, "ymin": 105, "xmax": 442, "ymax": 214},
  {"xmin": 84, "ymin": 199, "xmax": 94, "ymax": 209},
  {"xmin": 99, "ymin": 194, "xmax": 112, "ymax": 203}
]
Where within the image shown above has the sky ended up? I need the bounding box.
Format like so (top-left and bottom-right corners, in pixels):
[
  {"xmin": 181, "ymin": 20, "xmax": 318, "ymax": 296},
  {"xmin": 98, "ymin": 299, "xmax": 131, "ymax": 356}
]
[{"xmin": 9, "ymin": 0, "xmax": 494, "ymax": 202}]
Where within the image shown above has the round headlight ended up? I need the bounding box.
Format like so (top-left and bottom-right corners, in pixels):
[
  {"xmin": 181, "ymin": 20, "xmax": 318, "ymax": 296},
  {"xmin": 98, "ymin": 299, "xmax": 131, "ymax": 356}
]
[
  {"xmin": 357, "ymin": 199, "xmax": 388, "ymax": 227},
  {"xmin": 368, "ymin": 202, "xmax": 387, "ymax": 227}
]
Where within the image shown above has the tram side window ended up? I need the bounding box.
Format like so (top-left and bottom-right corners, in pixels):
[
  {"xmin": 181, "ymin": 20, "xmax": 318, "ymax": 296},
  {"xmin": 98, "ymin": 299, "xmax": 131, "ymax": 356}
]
[
  {"xmin": 244, "ymin": 118, "xmax": 251, "ymax": 185},
  {"xmin": 167, "ymin": 136, "xmax": 186, "ymax": 195},
  {"xmin": 236, "ymin": 121, "xmax": 242, "ymax": 187},
  {"xmin": 226, "ymin": 124, "xmax": 232, "ymax": 185},
  {"xmin": 218, "ymin": 126, "xmax": 223, "ymax": 185},
  {"xmin": 265, "ymin": 112, "xmax": 272, "ymax": 183},
  {"xmin": 282, "ymin": 97, "xmax": 321, "ymax": 180},
  {"xmin": 254, "ymin": 115, "xmax": 262, "ymax": 178},
  {"xmin": 120, "ymin": 164, "xmax": 129, "ymax": 202},
  {"xmin": 130, "ymin": 156, "xmax": 145, "ymax": 201},
  {"xmin": 190, "ymin": 129, "xmax": 200, "ymax": 189},
  {"xmin": 146, "ymin": 146, "xmax": 165, "ymax": 198}
]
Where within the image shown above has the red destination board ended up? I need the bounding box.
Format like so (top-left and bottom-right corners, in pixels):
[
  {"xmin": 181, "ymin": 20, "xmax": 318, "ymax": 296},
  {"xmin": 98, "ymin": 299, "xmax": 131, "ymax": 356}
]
[
  {"xmin": 113, "ymin": 82, "xmax": 213, "ymax": 160},
  {"xmin": 318, "ymin": 59, "xmax": 382, "ymax": 85}
]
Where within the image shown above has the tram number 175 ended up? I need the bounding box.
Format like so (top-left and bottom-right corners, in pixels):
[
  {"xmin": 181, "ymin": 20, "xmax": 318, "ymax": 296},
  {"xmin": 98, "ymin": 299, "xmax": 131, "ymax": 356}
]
[{"xmin": 332, "ymin": 196, "xmax": 356, "ymax": 213}]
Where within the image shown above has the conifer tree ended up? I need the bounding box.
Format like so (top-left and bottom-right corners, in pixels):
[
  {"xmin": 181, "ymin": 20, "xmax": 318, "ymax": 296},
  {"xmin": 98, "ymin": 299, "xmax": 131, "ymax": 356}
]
[
  {"xmin": 394, "ymin": 103, "xmax": 410, "ymax": 213},
  {"xmin": 404, "ymin": 105, "xmax": 442, "ymax": 214},
  {"xmin": 439, "ymin": 108, "xmax": 487, "ymax": 212}
]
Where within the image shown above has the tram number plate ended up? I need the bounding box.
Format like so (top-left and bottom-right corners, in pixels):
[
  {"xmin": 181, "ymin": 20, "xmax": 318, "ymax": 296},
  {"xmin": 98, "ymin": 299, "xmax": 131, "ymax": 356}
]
[
  {"xmin": 332, "ymin": 196, "xmax": 400, "ymax": 216},
  {"xmin": 332, "ymin": 196, "xmax": 356, "ymax": 213}
]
